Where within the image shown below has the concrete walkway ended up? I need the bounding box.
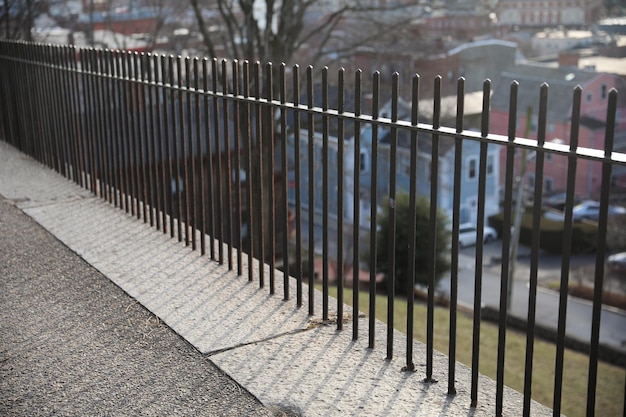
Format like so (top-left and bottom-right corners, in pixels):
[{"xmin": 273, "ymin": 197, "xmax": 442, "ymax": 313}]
[
  {"xmin": 0, "ymin": 140, "xmax": 552, "ymax": 416},
  {"xmin": 0, "ymin": 196, "xmax": 279, "ymax": 416}
]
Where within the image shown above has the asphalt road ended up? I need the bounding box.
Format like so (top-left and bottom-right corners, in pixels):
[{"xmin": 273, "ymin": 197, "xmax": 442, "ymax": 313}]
[{"xmin": 0, "ymin": 196, "xmax": 288, "ymax": 417}]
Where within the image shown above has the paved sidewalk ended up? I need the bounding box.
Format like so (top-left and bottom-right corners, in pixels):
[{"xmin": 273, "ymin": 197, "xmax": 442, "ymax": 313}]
[{"xmin": 0, "ymin": 197, "xmax": 281, "ymax": 416}]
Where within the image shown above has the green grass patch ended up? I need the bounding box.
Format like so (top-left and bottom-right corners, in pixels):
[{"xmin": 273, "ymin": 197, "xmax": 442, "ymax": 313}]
[{"xmin": 324, "ymin": 285, "xmax": 624, "ymax": 417}]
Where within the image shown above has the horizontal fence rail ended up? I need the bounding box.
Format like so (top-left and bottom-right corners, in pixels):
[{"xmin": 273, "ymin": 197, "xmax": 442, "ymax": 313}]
[{"xmin": 1, "ymin": 40, "xmax": 625, "ymax": 417}]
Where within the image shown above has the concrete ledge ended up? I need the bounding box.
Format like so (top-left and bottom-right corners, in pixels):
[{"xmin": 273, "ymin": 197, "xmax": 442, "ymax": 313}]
[{"xmin": 0, "ymin": 141, "xmax": 554, "ymax": 416}]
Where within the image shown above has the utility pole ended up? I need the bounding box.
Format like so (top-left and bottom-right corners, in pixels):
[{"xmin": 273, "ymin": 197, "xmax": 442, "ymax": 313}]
[
  {"xmin": 88, "ymin": 0, "xmax": 94, "ymax": 46},
  {"xmin": 508, "ymin": 106, "xmax": 532, "ymax": 310}
]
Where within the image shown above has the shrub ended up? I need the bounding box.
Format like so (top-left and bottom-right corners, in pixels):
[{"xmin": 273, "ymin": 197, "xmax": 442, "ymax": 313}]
[{"xmin": 373, "ymin": 192, "xmax": 451, "ymax": 295}]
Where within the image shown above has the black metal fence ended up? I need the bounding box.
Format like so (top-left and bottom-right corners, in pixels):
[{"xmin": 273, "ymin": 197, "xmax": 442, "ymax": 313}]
[{"xmin": 0, "ymin": 40, "xmax": 624, "ymax": 417}]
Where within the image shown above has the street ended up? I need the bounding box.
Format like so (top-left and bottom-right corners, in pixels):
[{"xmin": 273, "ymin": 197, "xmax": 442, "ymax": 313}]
[{"xmin": 437, "ymin": 239, "xmax": 626, "ymax": 352}]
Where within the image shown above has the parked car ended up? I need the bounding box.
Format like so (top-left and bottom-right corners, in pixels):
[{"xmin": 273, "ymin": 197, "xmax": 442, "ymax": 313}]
[
  {"xmin": 572, "ymin": 201, "xmax": 626, "ymax": 221},
  {"xmin": 542, "ymin": 191, "xmax": 582, "ymax": 211},
  {"xmin": 544, "ymin": 200, "xmax": 626, "ymax": 222},
  {"xmin": 458, "ymin": 223, "xmax": 498, "ymax": 248},
  {"xmin": 607, "ymin": 252, "xmax": 626, "ymax": 275}
]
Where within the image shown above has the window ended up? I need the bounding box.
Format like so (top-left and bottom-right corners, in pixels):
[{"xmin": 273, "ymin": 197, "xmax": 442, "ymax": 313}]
[
  {"xmin": 487, "ymin": 154, "xmax": 494, "ymax": 176},
  {"xmin": 545, "ymin": 177, "xmax": 554, "ymax": 193},
  {"xmin": 359, "ymin": 151, "xmax": 369, "ymax": 172},
  {"xmin": 528, "ymin": 173, "xmax": 535, "ymax": 188},
  {"xmin": 586, "ymin": 92, "xmax": 593, "ymax": 102},
  {"xmin": 468, "ymin": 158, "xmax": 477, "ymax": 179},
  {"xmin": 601, "ymin": 84, "xmax": 608, "ymax": 100},
  {"xmin": 171, "ymin": 176, "xmax": 184, "ymax": 194}
]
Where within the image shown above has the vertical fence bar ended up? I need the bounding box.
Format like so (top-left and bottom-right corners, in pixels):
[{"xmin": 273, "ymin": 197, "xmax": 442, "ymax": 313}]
[
  {"xmin": 29, "ymin": 45, "xmax": 42, "ymax": 164},
  {"xmin": 553, "ymin": 85, "xmax": 581, "ymax": 417},
  {"xmin": 49, "ymin": 46, "xmax": 65, "ymax": 176},
  {"xmin": 116, "ymin": 51, "xmax": 130, "ymax": 212},
  {"xmin": 386, "ymin": 72, "xmax": 399, "ymax": 360},
  {"xmin": 39, "ymin": 46, "xmax": 55, "ymax": 172},
  {"xmin": 293, "ymin": 64, "xmax": 303, "ymax": 307},
  {"xmin": 8, "ymin": 43, "xmax": 22, "ymax": 151},
  {"xmin": 19, "ymin": 44, "xmax": 31, "ymax": 158},
  {"xmin": 176, "ymin": 56, "xmax": 187, "ymax": 241},
  {"xmin": 60, "ymin": 46, "xmax": 73, "ymax": 177},
  {"xmin": 0, "ymin": 43, "xmax": 10, "ymax": 146},
  {"xmin": 56, "ymin": 46, "xmax": 73, "ymax": 181},
  {"xmin": 522, "ymin": 83, "xmax": 548, "ymax": 416},
  {"xmin": 72, "ymin": 45, "xmax": 87, "ymax": 189},
  {"xmin": 447, "ymin": 77, "xmax": 465, "ymax": 394},
  {"xmin": 307, "ymin": 65, "xmax": 315, "ymax": 315},
  {"xmin": 279, "ymin": 63, "xmax": 290, "ymax": 298},
  {"xmin": 405, "ymin": 73, "xmax": 420, "ymax": 372},
  {"xmin": 184, "ymin": 57, "xmax": 194, "ymax": 248},
  {"xmin": 89, "ymin": 48, "xmax": 101, "ymax": 194},
  {"xmin": 586, "ymin": 89, "xmax": 617, "ymax": 417},
  {"xmin": 48, "ymin": 45, "xmax": 61, "ymax": 173},
  {"xmin": 223, "ymin": 60, "xmax": 234, "ymax": 269},
  {"xmin": 140, "ymin": 52, "xmax": 152, "ymax": 223},
  {"xmin": 37, "ymin": 45, "xmax": 49, "ymax": 164},
  {"xmin": 96, "ymin": 49, "xmax": 107, "ymax": 199},
  {"xmin": 13, "ymin": 44, "xmax": 25, "ymax": 154},
  {"xmin": 254, "ymin": 62, "xmax": 264, "ymax": 283},
  {"xmin": 46, "ymin": 46, "xmax": 58, "ymax": 173},
  {"xmin": 368, "ymin": 71, "xmax": 380, "ymax": 349},
  {"xmin": 195, "ymin": 58, "xmax": 206, "ymax": 254},
  {"xmin": 31, "ymin": 45, "xmax": 42, "ymax": 165},
  {"xmin": 145, "ymin": 53, "xmax": 157, "ymax": 228},
  {"xmin": 232, "ymin": 60, "xmax": 243, "ymax": 275},
  {"xmin": 85, "ymin": 49, "xmax": 98, "ymax": 194},
  {"xmin": 99, "ymin": 49, "xmax": 111, "ymax": 201},
  {"xmin": 138, "ymin": 53, "xmax": 150, "ymax": 223},
  {"xmin": 19, "ymin": 45, "xmax": 34, "ymax": 156},
  {"xmin": 129, "ymin": 51, "xmax": 138, "ymax": 212},
  {"xmin": 203, "ymin": 58, "xmax": 216, "ymax": 259},
  {"xmin": 426, "ymin": 75, "xmax": 442, "ymax": 381},
  {"xmin": 195, "ymin": 58, "xmax": 205, "ymax": 254},
  {"xmin": 337, "ymin": 68, "xmax": 345, "ymax": 330},
  {"xmin": 471, "ymin": 79, "xmax": 495, "ymax": 407},
  {"xmin": 496, "ymin": 80, "xmax": 517, "ymax": 417},
  {"xmin": 153, "ymin": 54, "xmax": 164, "ymax": 231},
  {"xmin": 104, "ymin": 50, "xmax": 117, "ymax": 206},
  {"xmin": 52, "ymin": 46, "xmax": 66, "ymax": 175},
  {"xmin": 67, "ymin": 45, "xmax": 84, "ymax": 187},
  {"xmin": 97, "ymin": 49, "xmax": 110, "ymax": 202},
  {"xmin": 322, "ymin": 67, "xmax": 330, "ymax": 321},
  {"xmin": 165, "ymin": 55, "xmax": 176, "ymax": 237},
  {"xmin": 266, "ymin": 63, "xmax": 275, "ymax": 287},
  {"xmin": 243, "ymin": 61, "xmax": 254, "ymax": 278},
  {"xmin": 170, "ymin": 55, "xmax": 180, "ymax": 230},
  {"xmin": 98, "ymin": 49, "xmax": 111, "ymax": 202},
  {"xmin": 23, "ymin": 45, "xmax": 39, "ymax": 163},
  {"xmin": 132, "ymin": 52, "xmax": 144, "ymax": 220},
  {"xmin": 125, "ymin": 52, "xmax": 137, "ymax": 215},
  {"xmin": 352, "ymin": 69, "xmax": 362, "ymax": 340},
  {"xmin": 213, "ymin": 58, "xmax": 224, "ymax": 262}
]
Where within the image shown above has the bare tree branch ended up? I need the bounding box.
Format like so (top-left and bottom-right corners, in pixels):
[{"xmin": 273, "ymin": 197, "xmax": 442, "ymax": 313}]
[
  {"xmin": 189, "ymin": 0, "xmax": 418, "ymax": 69},
  {"xmin": 190, "ymin": 0, "xmax": 218, "ymax": 57}
]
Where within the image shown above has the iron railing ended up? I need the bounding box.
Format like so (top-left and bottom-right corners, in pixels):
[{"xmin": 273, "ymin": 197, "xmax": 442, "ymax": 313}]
[{"xmin": 0, "ymin": 40, "xmax": 624, "ymax": 417}]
